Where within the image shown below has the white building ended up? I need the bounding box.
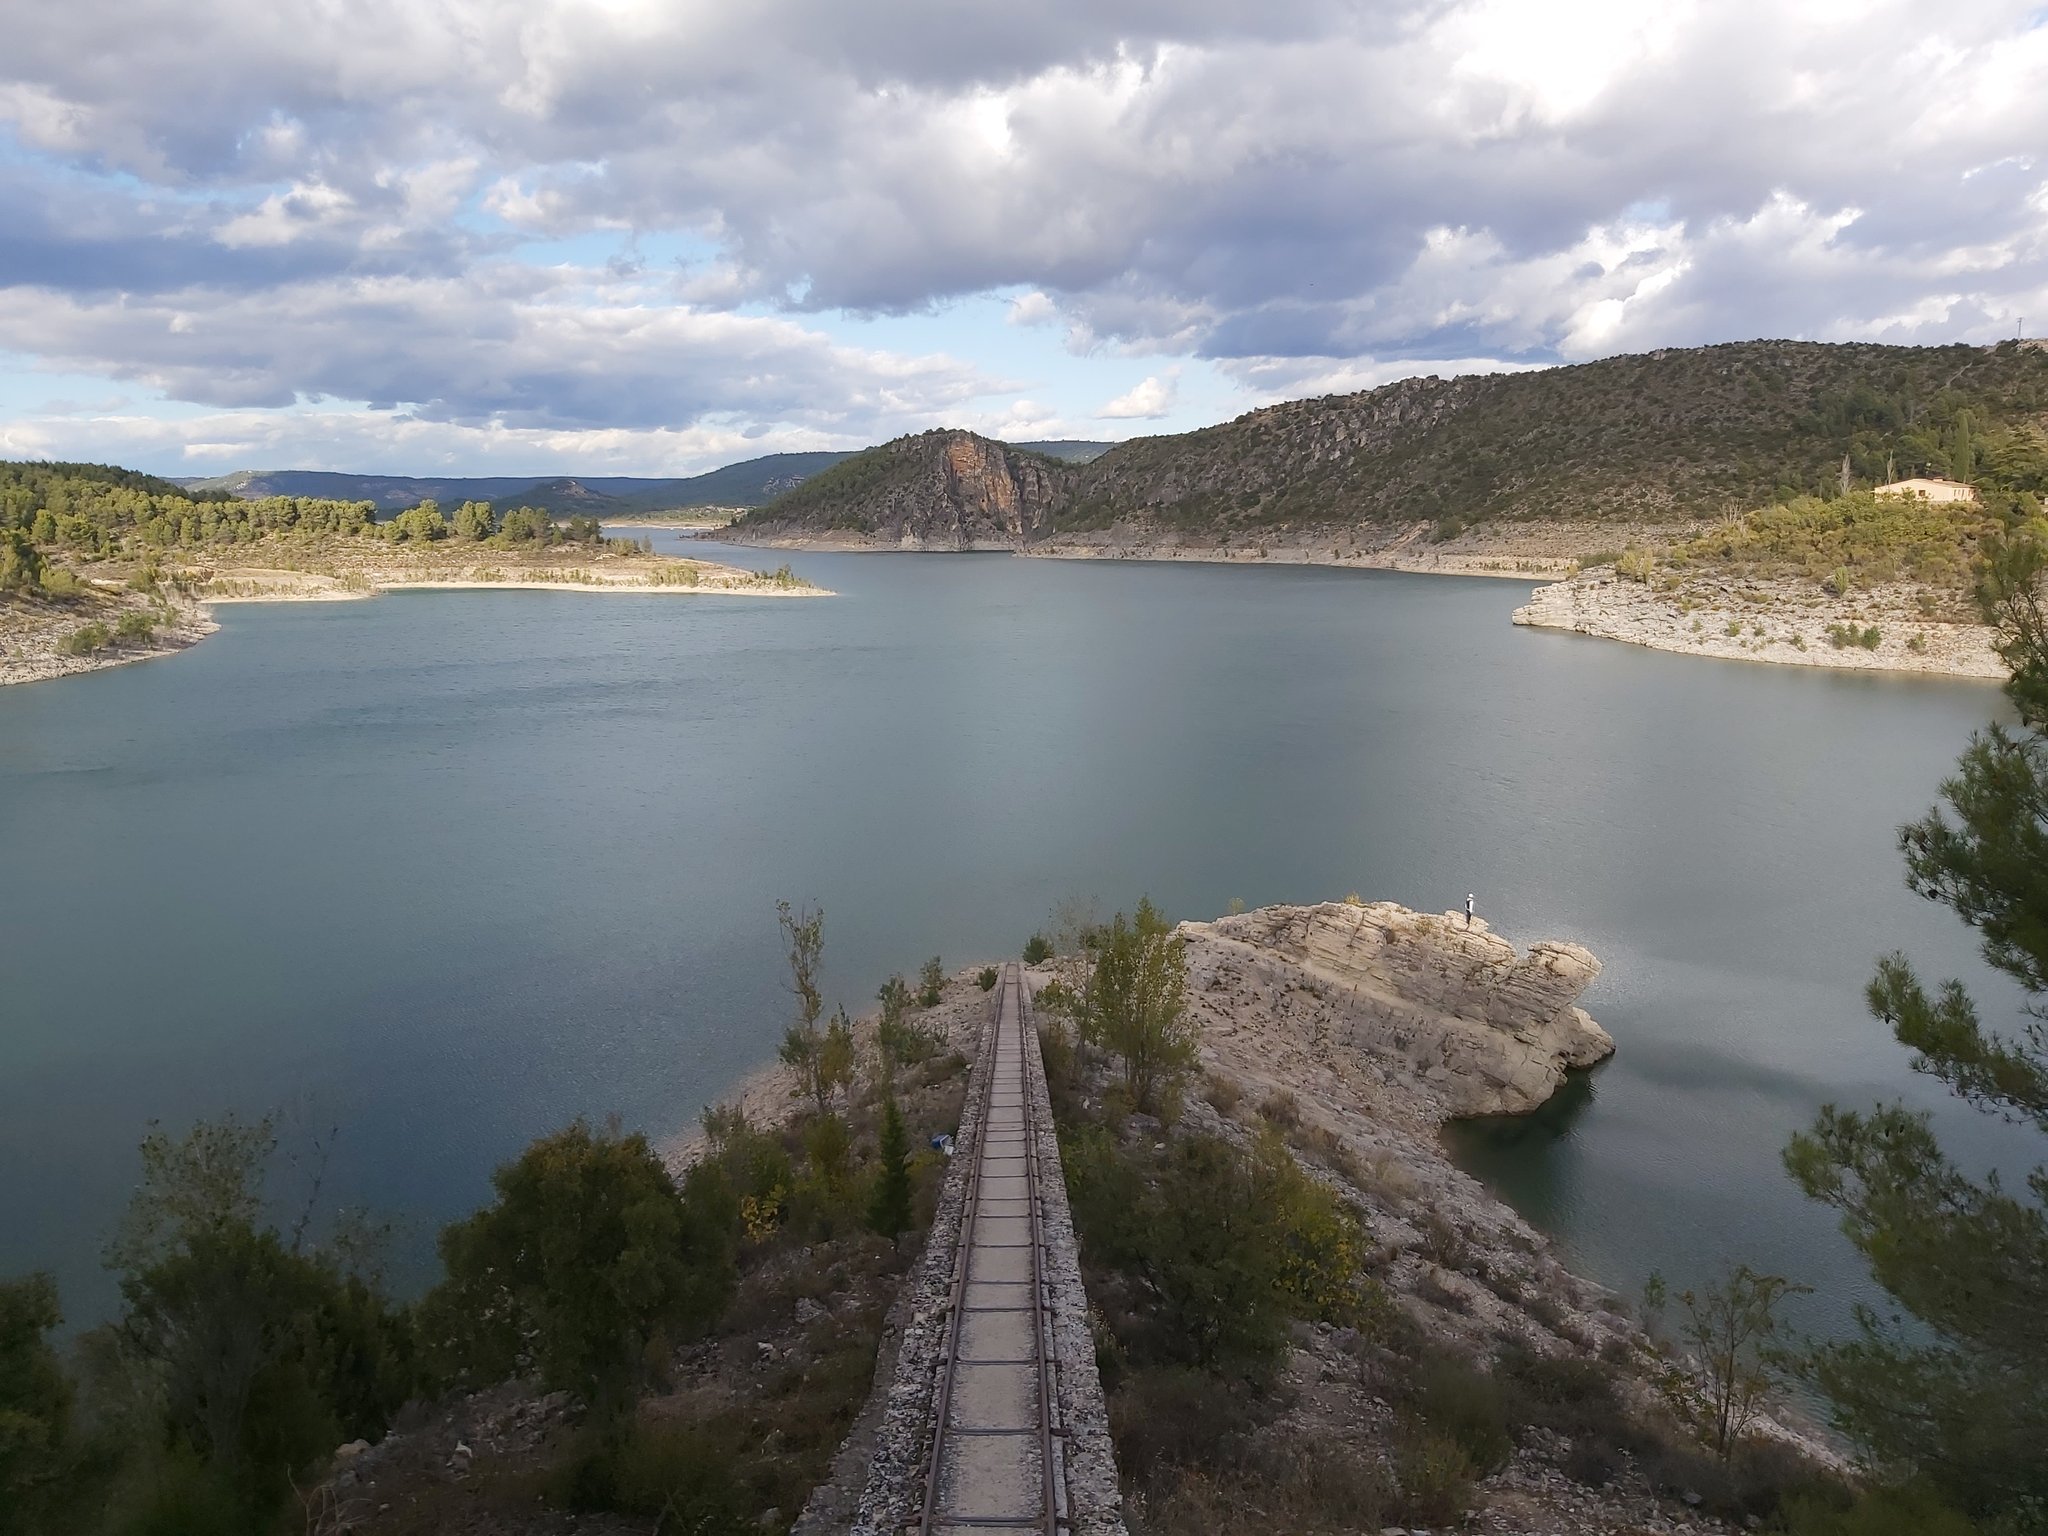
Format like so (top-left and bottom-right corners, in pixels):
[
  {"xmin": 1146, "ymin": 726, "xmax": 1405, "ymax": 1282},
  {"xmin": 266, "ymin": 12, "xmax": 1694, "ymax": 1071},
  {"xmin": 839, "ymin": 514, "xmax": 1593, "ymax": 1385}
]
[{"xmin": 1875, "ymin": 477, "xmax": 1978, "ymax": 505}]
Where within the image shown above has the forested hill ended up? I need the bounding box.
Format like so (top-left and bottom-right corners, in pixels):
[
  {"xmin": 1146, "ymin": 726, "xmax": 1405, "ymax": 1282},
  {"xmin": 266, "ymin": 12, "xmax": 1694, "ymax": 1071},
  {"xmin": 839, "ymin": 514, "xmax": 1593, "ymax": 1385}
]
[
  {"xmin": 176, "ymin": 452, "xmax": 858, "ymax": 514},
  {"xmin": 737, "ymin": 341, "xmax": 2048, "ymax": 547}
]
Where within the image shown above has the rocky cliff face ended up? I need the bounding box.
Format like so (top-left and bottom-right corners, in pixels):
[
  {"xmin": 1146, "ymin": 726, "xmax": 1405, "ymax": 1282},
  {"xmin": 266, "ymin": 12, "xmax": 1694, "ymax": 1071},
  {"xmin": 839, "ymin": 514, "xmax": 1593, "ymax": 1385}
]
[
  {"xmin": 735, "ymin": 430, "xmax": 1078, "ymax": 549},
  {"xmin": 734, "ymin": 340, "xmax": 2048, "ymax": 547},
  {"xmin": 1179, "ymin": 901, "xmax": 1613, "ymax": 1118}
]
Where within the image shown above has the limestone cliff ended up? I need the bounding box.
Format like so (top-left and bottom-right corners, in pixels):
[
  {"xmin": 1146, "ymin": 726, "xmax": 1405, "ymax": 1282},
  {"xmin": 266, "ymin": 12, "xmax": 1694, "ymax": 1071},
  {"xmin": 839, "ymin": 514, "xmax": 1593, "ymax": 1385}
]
[
  {"xmin": 731, "ymin": 430, "xmax": 1078, "ymax": 549},
  {"xmin": 1179, "ymin": 901, "xmax": 1613, "ymax": 1118}
]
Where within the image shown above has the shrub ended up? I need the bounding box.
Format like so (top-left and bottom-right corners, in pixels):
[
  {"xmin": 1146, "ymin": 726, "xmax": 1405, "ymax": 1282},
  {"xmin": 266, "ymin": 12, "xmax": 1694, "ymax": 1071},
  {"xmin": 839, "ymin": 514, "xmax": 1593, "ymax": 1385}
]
[
  {"xmin": 428, "ymin": 1122, "xmax": 728, "ymax": 1419},
  {"xmin": 976, "ymin": 966, "xmax": 999, "ymax": 992},
  {"xmin": 1201, "ymin": 1072, "xmax": 1242, "ymax": 1117},
  {"xmin": 918, "ymin": 956, "xmax": 945, "ymax": 1008},
  {"xmin": 1392, "ymin": 1425, "xmax": 1477, "ymax": 1526},
  {"xmin": 1107, "ymin": 1367, "xmax": 1249, "ymax": 1476},
  {"xmin": 561, "ymin": 1420, "xmax": 751, "ymax": 1529},
  {"xmin": 1080, "ymin": 899, "xmax": 1198, "ymax": 1116},
  {"xmin": 1409, "ymin": 1352, "xmax": 1513, "ymax": 1473},
  {"xmin": 1257, "ymin": 1088, "xmax": 1301, "ymax": 1130},
  {"xmin": 115, "ymin": 609, "xmax": 156, "ymax": 642},
  {"xmin": 59, "ymin": 622, "xmax": 111, "ymax": 655},
  {"xmin": 1780, "ymin": 1485, "xmax": 1978, "ymax": 1536},
  {"xmin": 1022, "ymin": 932, "xmax": 1054, "ymax": 965}
]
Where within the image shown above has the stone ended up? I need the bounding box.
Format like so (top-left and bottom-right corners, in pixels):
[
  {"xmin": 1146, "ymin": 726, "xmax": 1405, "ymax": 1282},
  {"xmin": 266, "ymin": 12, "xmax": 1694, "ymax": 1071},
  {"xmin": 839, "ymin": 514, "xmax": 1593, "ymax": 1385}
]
[
  {"xmin": 334, "ymin": 1439, "xmax": 370, "ymax": 1460},
  {"xmin": 1180, "ymin": 901, "xmax": 1615, "ymax": 1117},
  {"xmin": 795, "ymin": 1296, "xmax": 826, "ymax": 1325}
]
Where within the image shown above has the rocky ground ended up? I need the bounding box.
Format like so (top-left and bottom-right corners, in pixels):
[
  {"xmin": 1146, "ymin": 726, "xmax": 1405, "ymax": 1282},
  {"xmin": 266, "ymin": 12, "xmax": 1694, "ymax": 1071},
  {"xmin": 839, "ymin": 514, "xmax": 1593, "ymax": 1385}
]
[
  {"xmin": 1036, "ymin": 901, "xmax": 1841, "ymax": 1536},
  {"xmin": 1515, "ymin": 566, "xmax": 2004, "ymax": 679},
  {"xmin": 0, "ymin": 581, "xmax": 216, "ymax": 687}
]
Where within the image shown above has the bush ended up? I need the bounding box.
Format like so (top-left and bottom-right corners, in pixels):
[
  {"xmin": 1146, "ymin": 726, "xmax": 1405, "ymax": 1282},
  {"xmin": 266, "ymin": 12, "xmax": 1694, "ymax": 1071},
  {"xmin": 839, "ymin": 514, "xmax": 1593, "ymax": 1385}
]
[
  {"xmin": 59, "ymin": 622, "xmax": 111, "ymax": 655},
  {"xmin": 1408, "ymin": 1352, "xmax": 1513, "ymax": 1473},
  {"xmin": 1022, "ymin": 932, "xmax": 1054, "ymax": 965},
  {"xmin": 1392, "ymin": 1425, "xmax": 1477, "ymax": 1526},
  {"xmin": 1108, "ymin": 1367, "xmax": 1250, "ymax": 1476},
  {"xmin": 918, "ymin": 956, "xmax": 945, "ymax": 1008},
  {"xmin": 115, "ymin": 609, "xmax": 156, "ymax": 642},
  {"xmin": 561, "ymin": 1420, "xmax": 751, "ymax": 1530},
  {"xmin": 1780, "ymin": 1485, "xmax": 1978, "ymax": 1536},
  {"xmin": 976, "ymin": 966, "xmax": 999, "ymax": 992},
  {"xmin": 1257, "ymin": 1088, "xmax": 1301, "ymax": 1130}
]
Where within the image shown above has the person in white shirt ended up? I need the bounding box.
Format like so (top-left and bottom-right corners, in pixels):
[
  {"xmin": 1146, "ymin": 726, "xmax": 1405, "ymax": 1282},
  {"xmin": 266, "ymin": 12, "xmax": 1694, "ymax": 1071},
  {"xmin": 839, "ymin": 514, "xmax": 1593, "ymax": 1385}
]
[{"xmin": 1465, "ymin": 893, "xmax": 1475, "ymax": 926}]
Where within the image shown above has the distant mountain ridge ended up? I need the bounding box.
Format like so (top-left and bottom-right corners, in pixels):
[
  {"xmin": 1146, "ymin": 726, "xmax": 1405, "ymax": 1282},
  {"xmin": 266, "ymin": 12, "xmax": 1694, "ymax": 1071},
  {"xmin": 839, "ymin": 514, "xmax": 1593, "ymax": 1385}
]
[
  {"xmin": 733, "ymin": 341, "xmax": 2048, "ymax": 549},
  {"xmin": 175, "ymin": 441, "xmax": 1113, "ymax": 516}
]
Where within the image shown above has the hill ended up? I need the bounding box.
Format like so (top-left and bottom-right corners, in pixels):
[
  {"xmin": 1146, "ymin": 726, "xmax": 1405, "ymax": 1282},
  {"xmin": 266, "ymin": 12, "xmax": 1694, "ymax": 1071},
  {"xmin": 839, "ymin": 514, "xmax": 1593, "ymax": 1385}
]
[
  {"xmin": 177, "ymin": 452, "xmax": 862, "ymax": 515},
  {"xmin": 735, "ymin": 341, "xmax": 2048, "ymax": 549}
]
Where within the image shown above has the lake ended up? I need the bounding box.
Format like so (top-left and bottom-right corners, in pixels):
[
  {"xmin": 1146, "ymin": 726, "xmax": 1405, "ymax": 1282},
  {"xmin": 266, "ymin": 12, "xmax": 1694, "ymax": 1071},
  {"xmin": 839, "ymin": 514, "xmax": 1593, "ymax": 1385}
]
[{"xmin": 0, "ymin": 540, "xmax": 2031, "ymax": 1337}]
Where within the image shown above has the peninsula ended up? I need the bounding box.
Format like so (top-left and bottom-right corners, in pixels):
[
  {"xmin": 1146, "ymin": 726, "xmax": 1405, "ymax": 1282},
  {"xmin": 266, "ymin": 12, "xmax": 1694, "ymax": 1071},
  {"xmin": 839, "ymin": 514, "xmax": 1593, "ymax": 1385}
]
[{"xmin": 0, "ymin": 459, "xmax": 827, "ymax": 687}]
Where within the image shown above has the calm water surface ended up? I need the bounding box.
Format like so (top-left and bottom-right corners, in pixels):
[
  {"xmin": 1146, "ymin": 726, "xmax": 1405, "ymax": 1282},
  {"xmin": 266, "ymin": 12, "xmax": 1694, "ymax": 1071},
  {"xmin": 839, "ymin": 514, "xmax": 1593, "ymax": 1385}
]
[{"xmin": 0, "ymin": 541, "xmax": 2031, "ymax": 1335}]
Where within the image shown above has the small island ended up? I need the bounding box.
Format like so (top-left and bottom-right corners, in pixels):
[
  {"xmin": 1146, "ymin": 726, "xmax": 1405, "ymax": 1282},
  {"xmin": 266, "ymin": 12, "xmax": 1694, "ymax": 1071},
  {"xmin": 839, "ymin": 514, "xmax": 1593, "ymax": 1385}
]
[{"xmin": 0, "ymin": 460, "xmax": 828, "ymax": 687}]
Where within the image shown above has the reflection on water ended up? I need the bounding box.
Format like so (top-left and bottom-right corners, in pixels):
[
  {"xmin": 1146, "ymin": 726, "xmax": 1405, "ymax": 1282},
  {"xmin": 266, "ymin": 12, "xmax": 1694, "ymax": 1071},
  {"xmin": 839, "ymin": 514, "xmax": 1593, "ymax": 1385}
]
[{"xmin": 0, "ymin": 542, "xmax": 2031, "ymax": 1341}]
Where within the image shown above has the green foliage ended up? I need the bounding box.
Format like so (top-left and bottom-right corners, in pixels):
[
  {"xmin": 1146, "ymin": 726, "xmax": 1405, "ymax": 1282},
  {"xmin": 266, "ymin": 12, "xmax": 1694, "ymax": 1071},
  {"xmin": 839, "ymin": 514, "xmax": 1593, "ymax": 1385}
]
[
  {"xmin": 1080, "ymin": 897, "xmax": 1198, "ymax": 1116},
  {"xmin": 58, "ymin": 622, "xmax": 111, "ymax": 655},
  {"xmin": 1653, "ymin": 1265, "xmax": 1808, "ymax": 1458},
  {"xmin": 918, "ymin": 955, "xmax": 945, "ymax": 1007},
  {"xmin": 115, "ymin": 609, "xmax": 157, "ymax": 642},
  {"xmin": 1780, "ymin": 1485, "xmax": 1980, "ymax": 1536},
  {"xmin": 383, "ymin": 500, "xmax": 449, "ymax": 542},
  {"xmin": 452, "ymin": 499, "xmax": 498, "ymax": 539},
  {"xmin": 560, "ymin": 1420, "xmax": 751, "ymax": 1530},
  {"xmin": 430, "ymin": 1121, "xmax": 721, "ymax": 1419},
  {"xmin": 1407, "ymin": 1352, "xmax": 1513, "ymax": 1473},
  {"xmin": 99, "ymin": 1114, "xmax": 415, "ymax": 1521},
  {"xmin": 0, "ymin": 526, "xmax": 44, "ymax": 593},
  {"xmin": 867, "ymin": 1099, "xmax": 913, "ymax": 1237},
  {"xmin": 976, "ymin": 965, "xmax": 999, "ymax": 991},
  {"xmin": 1022, "ymin": 932, "xmax": 1054, "ymax": 965},
  {"xmin": 1784, "ymin": 527, "xmax": 2048, "ymax": 1525},
  {"xmin": 0, "ymin": 1273, "xmax": 70, "ymax": 1533},
  {"xmin": 746, "ymin": 343, "xmax": 2048, "ymax": 543},
  {"xmin": 1391, "ymin": 1425, "xmax": 1478, "ymax": 1527}
]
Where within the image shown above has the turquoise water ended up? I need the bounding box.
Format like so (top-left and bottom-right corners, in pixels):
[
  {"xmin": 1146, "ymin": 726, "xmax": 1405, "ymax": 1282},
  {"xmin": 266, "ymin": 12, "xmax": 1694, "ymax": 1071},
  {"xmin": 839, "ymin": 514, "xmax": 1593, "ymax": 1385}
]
[{"xmin": 0, "ymin": 541, "xmax": 2030, "ymax": 1337}]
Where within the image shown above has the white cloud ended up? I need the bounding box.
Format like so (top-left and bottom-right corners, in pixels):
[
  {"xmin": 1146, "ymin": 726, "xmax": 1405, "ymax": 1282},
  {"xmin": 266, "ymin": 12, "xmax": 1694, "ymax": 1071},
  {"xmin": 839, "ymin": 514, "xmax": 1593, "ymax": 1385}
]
[
  {"xmin": 3, "ymin": 0, "xmax": 2048, "ymax": 468},
  {"xmin": 1097, "ymin": 373, "xmax": 1177, "ymax": 419}
]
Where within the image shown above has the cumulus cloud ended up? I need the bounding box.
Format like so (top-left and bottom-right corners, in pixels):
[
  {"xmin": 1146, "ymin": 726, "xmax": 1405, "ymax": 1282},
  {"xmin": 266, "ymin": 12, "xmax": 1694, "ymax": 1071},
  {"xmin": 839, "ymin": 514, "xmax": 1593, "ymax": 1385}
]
[
  {"xmin": 1097, "ymin": 373, "xmax": 1178, "ymax": 419},
  {"xmin": 1, "ymin": 0, "xmax": 2046, "ymax": 467}
]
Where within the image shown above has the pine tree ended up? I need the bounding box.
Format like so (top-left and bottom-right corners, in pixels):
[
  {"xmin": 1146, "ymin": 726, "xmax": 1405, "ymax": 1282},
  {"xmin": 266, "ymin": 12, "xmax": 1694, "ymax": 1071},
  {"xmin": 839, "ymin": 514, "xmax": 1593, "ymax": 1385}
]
[
  {"xmin": 1784, "ymin": 530, "xmax": 2048, "ymax": 1524},
  {"xmin": 868, "ymin": 1099, "xmax": 912, "ymax": 1238}
]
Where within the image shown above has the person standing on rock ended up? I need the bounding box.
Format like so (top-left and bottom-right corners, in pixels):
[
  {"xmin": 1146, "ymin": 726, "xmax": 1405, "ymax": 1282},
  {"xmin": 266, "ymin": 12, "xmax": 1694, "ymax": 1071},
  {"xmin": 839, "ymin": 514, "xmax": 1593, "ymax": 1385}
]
[{"xmin": 1466, "ymin": 893, "xmax": 1475, "ymax": 927}]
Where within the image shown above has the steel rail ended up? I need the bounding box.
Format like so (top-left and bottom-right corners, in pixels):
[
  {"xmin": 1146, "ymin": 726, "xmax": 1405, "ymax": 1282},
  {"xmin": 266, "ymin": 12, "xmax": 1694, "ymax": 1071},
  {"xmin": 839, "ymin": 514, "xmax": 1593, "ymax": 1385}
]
[{"xmin": 917, "ymin": 961, "xmax": 1064, "ymax": 1534}]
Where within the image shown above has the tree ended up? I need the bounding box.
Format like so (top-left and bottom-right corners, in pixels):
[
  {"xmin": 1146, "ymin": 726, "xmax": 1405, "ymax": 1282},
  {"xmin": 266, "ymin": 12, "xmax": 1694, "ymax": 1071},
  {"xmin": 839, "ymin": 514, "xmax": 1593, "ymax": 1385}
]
[
  {"xmin": 385, "ymin": 501, "xmax": 448, "ymax": 542},
  {"xmin": 775, "ymin": 901, "xmax": 845, "ymax": 1113},
  {"xmin": 0, "ymin": 527, "xmax": 44, "ymax": 593},
  {"xmin": 0, "ymin": 1273, "xmax": 70, "ymax": 1534},
  {"xmin": 868, "ymin": 1099, "xmax": 912, "ymax": 1238},
  {"xmin": 918, "ymin": 956, "xmax": 945, "ymax": 1008},
  {"xmin": 104, "ymin": 1115, "xmax": 414, "ymax": 1514},
  {"xmin": 453, "ymin": 499, "xmax": 497, "ymax": 540},
  {"xmin": 431, "ymin": 1122, "xmax": 710, "ymax": 1421},
  {"xmin": 1023, "ymin": 932, "xmax": 1053, "ymax": 965},
  {"xmin": 1081, "ymin": 897, "xmax": 1199, "ymax": 1115},
  {"xmin": 1784, "ymin": 528, "xmax": 2048, "ymax": 1523},
  {"xmin": 1648, "ymin": 1266, "xmax": 1808, "ymax": 1459}
]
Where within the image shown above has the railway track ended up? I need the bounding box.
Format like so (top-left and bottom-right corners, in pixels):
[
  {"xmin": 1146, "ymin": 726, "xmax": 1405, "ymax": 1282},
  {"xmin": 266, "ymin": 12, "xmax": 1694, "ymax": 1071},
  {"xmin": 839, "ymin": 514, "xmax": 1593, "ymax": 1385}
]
[{"xmin": 919, "ymin": 961, "xmax": 1069, "ymax": 1534}]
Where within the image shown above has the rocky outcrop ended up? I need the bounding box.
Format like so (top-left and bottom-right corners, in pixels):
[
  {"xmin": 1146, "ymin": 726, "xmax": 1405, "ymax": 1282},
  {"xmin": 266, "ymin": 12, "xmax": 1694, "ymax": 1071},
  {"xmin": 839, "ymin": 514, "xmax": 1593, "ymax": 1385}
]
[
  {"xmin": 732, "ymin": 430, "xmax": 1078, "ymax": 549},
  {"xmin": 1180, "ymin": 901, "xmax": 1613, "ymax": 1118}
]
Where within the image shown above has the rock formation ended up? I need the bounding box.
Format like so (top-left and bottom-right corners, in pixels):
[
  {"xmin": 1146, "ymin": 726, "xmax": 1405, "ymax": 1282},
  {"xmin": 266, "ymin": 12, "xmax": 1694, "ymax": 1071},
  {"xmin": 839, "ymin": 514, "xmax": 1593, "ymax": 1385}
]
[
  {"xmin": 1179, "ymin": 901, "xmax": 1613, "ymax": 1118},
  {"xmin": 735, "ymin": 430, "xmax": 1078, "ymax": 549}
]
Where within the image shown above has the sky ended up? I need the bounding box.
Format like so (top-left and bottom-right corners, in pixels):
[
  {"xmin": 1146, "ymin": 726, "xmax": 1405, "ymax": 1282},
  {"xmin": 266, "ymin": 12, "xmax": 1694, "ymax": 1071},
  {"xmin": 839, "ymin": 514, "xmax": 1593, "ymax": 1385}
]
[{"xmin": 1, "ymin": 0, "xmax": 2046, "ymax": 478}]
